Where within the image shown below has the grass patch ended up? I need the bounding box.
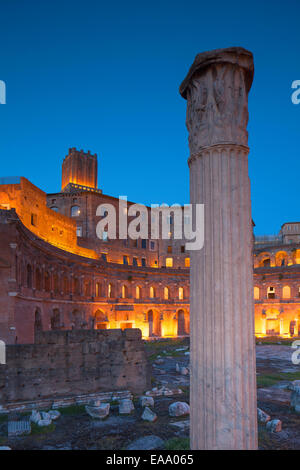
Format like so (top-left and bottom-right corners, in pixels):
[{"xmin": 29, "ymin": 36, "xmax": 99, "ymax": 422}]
[
  {"xmin": 257, "ymin": 371, "xmax": 300, "ymax": 388},
  {"xmin": 256, "ymin": 337, "xmax": 299, "ymax": 346},
  {"xmin": 31, "ymin": 422, "xmax": 56, "ymax": 435},
  {"xmin": 164, "ymin": 437, "xmax": 190, "ymax": 450},
  {"xmin": 57, "ymin": 405, "xmax": 86, "ymax": 416}
]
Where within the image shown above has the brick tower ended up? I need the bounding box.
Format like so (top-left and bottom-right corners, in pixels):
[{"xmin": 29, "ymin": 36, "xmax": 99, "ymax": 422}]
[{"xmin": 61, "ymin": 148, "xmax": 98, "ymax": 191}]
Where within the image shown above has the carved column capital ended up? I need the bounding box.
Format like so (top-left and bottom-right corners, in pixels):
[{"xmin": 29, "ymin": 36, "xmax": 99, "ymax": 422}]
[{"xmin": 180, "ymin": 47, "xmax": 254, "ymax": 154}]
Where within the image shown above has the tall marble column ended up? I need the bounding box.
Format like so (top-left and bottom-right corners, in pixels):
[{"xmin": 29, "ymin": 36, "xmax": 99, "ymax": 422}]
[{"xmin": 180, "ymin": 47, "xmax": 257, "ymax": 449}]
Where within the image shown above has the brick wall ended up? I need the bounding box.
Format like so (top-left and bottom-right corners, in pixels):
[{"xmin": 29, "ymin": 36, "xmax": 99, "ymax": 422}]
[{"xmin": 0, "ymin": 328, "xmax": 150, "ymax": 405}]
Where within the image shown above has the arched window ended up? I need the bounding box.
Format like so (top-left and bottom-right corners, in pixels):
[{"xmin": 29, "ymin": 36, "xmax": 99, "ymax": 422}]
[
  {"xmin": 35, "ymin": 268, "xmax": 42, "ymax": 291},
  {"xmin": 53, "ymin": 274, "xmax": 59, "ymax": 294},
  {"xmin": 27, "ymin": 264, "xmax": 32, "ymax": 288},
  {"xmin": 150, "ymin": 286, "xmax": 156, "ymax": 298},
  {"xmin": 34, "ymin": 309, "xmax": 43, "ymax": 335},
  {"xmin": 45, "ymin": 271, "xmax": 50, "ymax": 292},
  {"xmin": 84, "ymin": 281, "xmax": 91, "ymax": 297},
  {"xmin": 282, "ymin": 285, "xmax": 291, "ymax": 299},
  {"xmin": 51, "ymin": 309, "xmax": 61, "ymax": 330},
  {"xmin": 71, "ymin": 309, "xmax": 83, "ymax": 329},
  {"xmin": 95, "ymin": 282, "xmax": 101, "ymax": 297},
  {"xmin": 178, "ymin": 287, "xmax": 184, "ymax": 300},
  {"xmin": 50, "ymin": 206, "xmax": 59, "ymax": 212},
  {"xmin": 136, "ymin": 286, "xmax": 142, "ymax": 299},
  {"xmin": 254, "ymin": 286, "xmax": 260, "ymax": 300},
  {"xmin": 108, "ymin": 283, "xmax": 114, "ymax": 298},
  {"xmin": 94, "ymin": 309, "xmax": 108, "ymax": 330},
  {"xmin": 267, "ymin": 286, "xmax": 275, "ymax": 299},
  {"xmin": 63, "ymin": 277, "xmax": 69, "ymax": 294},
  {"xmin": 74, "ymin": 277, "xmax": 80, "ymax": 295},
  {"xmin": 122, "ymin": 285, "xmax": 128, "ymax": 299},
  {"xmin": 71, "ymin": 205, "xmax": 81, "ymax": 217},
  {"xmin": 164, "ymin": 287, "xmax": 170, "ymax": 300}
]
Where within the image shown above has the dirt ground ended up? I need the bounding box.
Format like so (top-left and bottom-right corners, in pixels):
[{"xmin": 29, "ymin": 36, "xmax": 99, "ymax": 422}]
[{"xmin": 1, "ymin": 337, "xmax": 300, "ymax": 450}]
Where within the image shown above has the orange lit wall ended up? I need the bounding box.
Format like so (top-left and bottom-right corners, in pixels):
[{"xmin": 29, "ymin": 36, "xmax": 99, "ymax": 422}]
[{"xmin": 0, "ymin": 178, "xmax": 97, "ymax": 259}]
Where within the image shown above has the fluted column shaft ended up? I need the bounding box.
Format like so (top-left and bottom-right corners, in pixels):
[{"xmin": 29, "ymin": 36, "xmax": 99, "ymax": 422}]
[{"xmin": 180, "ymin": 47, "xmax": 258, "ymax": 450}]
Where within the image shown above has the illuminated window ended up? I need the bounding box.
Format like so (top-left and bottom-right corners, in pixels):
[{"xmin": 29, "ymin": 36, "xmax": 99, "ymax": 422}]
[
  {"xmin": 179, "ymin": 287, "xmax": 184, "ymax": 300},
  {"xmin": 136, "ymin": 286, "xmax": 142, "ymax": 299},
  {"xmin": 108, "ymin": 283, "xmax": 113, "ymax": 298},
  {"xmin": 95, "ymin": 282, "xmax": 101, "ymax": 297},
  {"xmin": 282, "ymin": 285, "xmax": 291, "ymax": 299},
  {"xmin": 164, "ymin": 287, "xmax": 170, "ymax": 300},
  {"xmin": 71, "ymin": 205, "xmax": 80, "ymax": 217},
  {"xmin": 150, "ymin": 286, "xmax": 156, "ymax": 298},
  {"xmin": 185, "ymin": 258, "xmax": 190, "ymax": 268},
  {"xmin": 166, "ymin": 257, "xmax": 173, "ymax": 268},
  {"xmin": 267, "ymin": 286, "xmax": 275, "ymax": 299},
  {"xmin": 254, "ymin": 286, "xmax": 260, "ymax": 300},
  {"xmin": 76, "ymin": 226, "xmax": 82, "ymax": 237},
  {"xmin": 122, "ymin": 285, "xmax": 128, "ymax": 299}
]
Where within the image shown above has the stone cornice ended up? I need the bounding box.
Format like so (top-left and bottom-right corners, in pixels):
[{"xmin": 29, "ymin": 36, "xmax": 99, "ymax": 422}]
[{"xmin": 188, "ymin": 143, "xmax": 249, "ymax": 167}]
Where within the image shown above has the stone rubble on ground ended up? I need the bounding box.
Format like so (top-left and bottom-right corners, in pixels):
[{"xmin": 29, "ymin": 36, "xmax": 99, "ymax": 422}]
[
  {"xmin": 140, "ymin": 396, "xmax": 155, "ymax": 408},
  {"xmin": 145, "ymin": 386, "xmax": 183, "ymax": 397},
  {"xmin": 257, "ymin": 407, "xmax": 271, "ymax": 423},
  {"xmin": 169, "ymin": 419, "xmax": 190, "ymax": 430},
  {"xmin": 30, "ymin": 410, "xmax": 41, "ymax": 424},
  {"xmin": 8, "ymin": 420, "xmax": 31, "ymax": 436},
  {"xmin": 155, "ymin": 358, "xmax": 164, "ymax": 365},
  {"xmin": 141, "ymin": 406, "xmax": 157, "ymax": 422},
  {"xmin": 37, "ymin": 418, "xmax": 52, "ymax": 427},
  {"xmin": 119, "ymin": 398, "xmax": 134, "ymax": 415},
  {"xmin": 266, "ymin": 419, "xmax": 282, "ymax": 433},
  {"xmin": 48, "ymin": 410, "xmax": 61, "ymax": 420},
  {"xmin": 85, "ymin": 402, "xmax": 110, "ymax": 419},
  {"xmin": 169, "ymin": 401, "xmax": 190, "ymax": 417}
]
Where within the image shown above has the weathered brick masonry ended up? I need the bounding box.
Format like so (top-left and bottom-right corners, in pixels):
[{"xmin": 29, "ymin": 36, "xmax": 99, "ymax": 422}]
[{"xmin": 0, "ymin": 328, "xmax": 150, "ymax": 406}]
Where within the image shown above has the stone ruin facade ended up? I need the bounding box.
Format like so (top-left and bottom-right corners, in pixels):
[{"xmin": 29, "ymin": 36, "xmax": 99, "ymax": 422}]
[{"xmin": 0, "ymin": 328, "xmax": 150, "ymax": 409}]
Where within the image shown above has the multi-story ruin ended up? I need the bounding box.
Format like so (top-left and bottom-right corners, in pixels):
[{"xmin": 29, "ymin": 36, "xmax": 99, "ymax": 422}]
[
  {"xmin": 0, "ymin": 148, "xmax": 190, "ymax": 344},
  {"xmin": 0, "ymin": 147, "xmax": 299, "ymax": 345}
]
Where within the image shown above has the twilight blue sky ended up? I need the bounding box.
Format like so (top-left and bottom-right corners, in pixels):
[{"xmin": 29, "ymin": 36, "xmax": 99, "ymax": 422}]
[{"xmin": 0, "ymin": 0, "xmax": 299, "ymax": 235}]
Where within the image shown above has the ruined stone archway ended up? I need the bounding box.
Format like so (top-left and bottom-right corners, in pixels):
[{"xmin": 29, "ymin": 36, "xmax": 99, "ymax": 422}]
[
  {"xmin": 147, "ymin": 309, "xmax": 161, "ymax": 337},
  {"xmin": 94, "ymin": 309, "xmax": 109, "ymax": 330}
]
